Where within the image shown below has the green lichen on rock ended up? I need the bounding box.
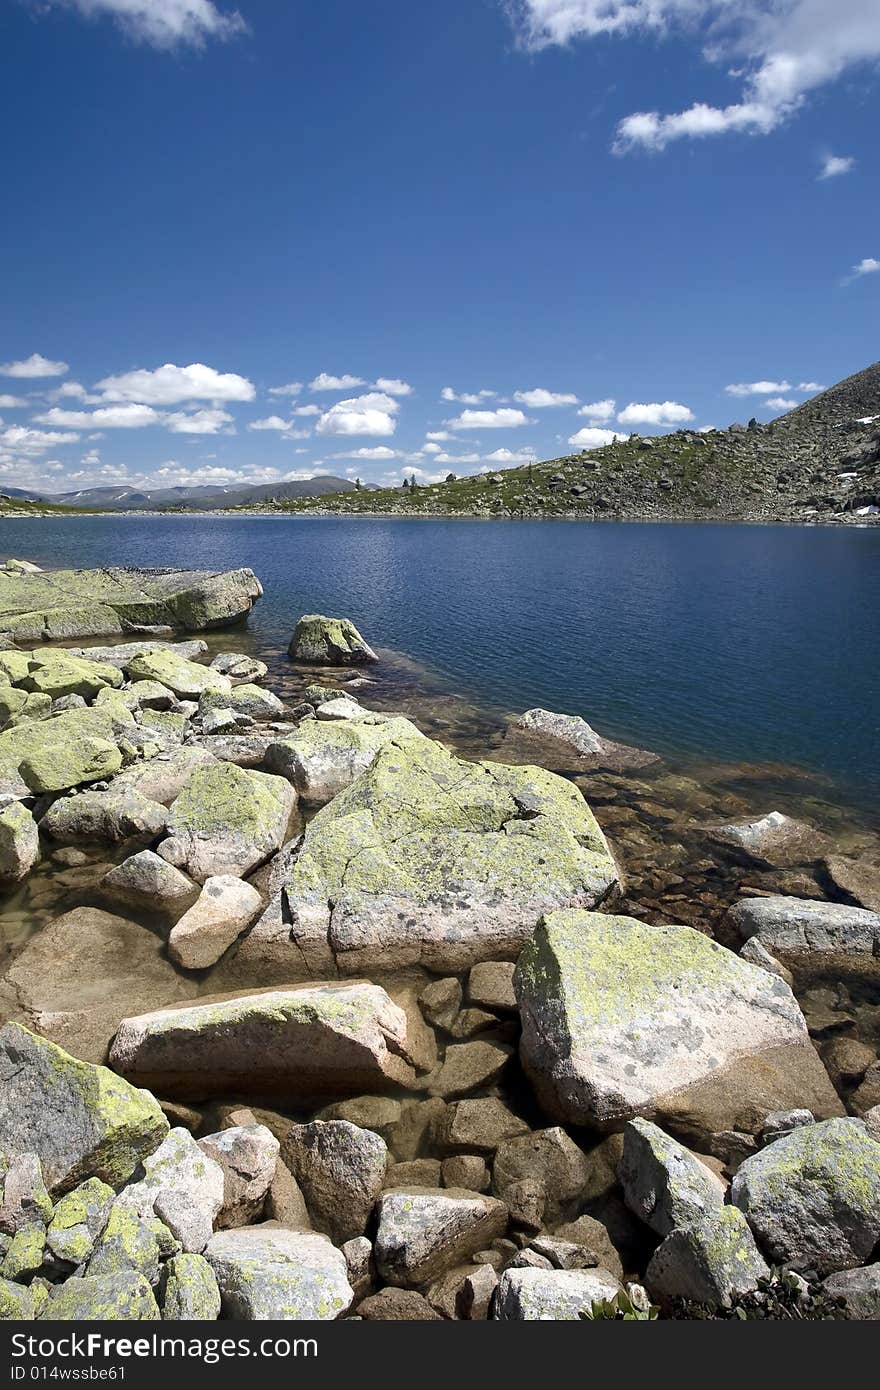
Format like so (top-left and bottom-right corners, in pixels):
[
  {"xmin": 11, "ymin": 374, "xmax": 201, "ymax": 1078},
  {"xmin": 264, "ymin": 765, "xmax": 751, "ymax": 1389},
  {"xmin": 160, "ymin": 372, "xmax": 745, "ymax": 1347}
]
[
  {"xmin": 646, "ymin": 1206, "xmax": 770, "ymax": 1308},
  {"xmin": 161, "ymin": 1253, "xmax": 221, "ymax": 1319},
  {"xmin": 23, "ymin": 651, "xmax": 123, "ymax": 700},
  {"xmin": 41, "ymin": 1271, "xmax": 160, "ymax": 1320},
  {"xmin": 289, "ymin": 614, "xmax": 378, "ymax": 665},
  {"xmin": 1, "ymin": 1226, "xmax": 46, "ymax": 1282},
  {"xmin": 265, "ymin": 714, "xmax": 425, "ymax": 806},
  {"xmin": 46, "ymin": 1177, "xmax": 115, "ymax": 1266},
  {"xmin": 0, "ymin": 1276, "xmax": 34, "ymax": 1319},
  {"xmin": 127, "ymin": 649, "xmax": 230, "ymax": 699},
  {"xmin": 163, "ymin": 761, "xmax": 294, "ymax": 882},
  {"xmin": 85, "ymin": 1202, "xmax": 176, "ymax": 1284},
  {"xmin": 0, "ymin": 801, "xmax": 39, "ymax": 883},
  {"xmin": 0, "ymin": 706, "xmax": 134, "ymax": 793}
]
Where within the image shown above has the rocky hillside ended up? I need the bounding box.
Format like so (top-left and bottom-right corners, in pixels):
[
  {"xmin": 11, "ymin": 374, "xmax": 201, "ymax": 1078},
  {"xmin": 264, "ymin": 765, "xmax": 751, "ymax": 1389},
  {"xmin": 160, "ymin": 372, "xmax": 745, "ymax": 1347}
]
[{"xmin": 256, "ymin": 361, "xmax": 880, "ymax": 523}]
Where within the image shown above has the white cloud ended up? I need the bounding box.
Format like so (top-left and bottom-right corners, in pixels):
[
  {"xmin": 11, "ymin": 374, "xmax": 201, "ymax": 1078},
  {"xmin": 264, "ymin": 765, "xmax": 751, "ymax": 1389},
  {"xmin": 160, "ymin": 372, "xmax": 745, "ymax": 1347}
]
[
  {"xmin": 446, "ymin": 408, "xmax": 532, "ymax": 430},
  {"xmin": 382, "ymin": 466, "xmax": 450, "ymax": 485},
  {"xmin": 616, "ymin": 400, "xmax": 694, "ymax": 426},
  {"xmin": 422, "ymin": 443, "xmax": 443, "ymax": 455},
  {"xmin": 432, "ymin": 452, "xmax": 482, "ymax": 466},
  {"xmin": 484, "ymin": 447, "xmax": 537, "ymax": 464},
  {"xmin": 309, "ymin": 373, "xmax": 366, "ymax": 392},
  {"xmin": 96, "ymin": 362, "xmax": 255, "ymax": 405},
  {"xmin": 315, "ymin": 392, "xmax": 400, "ymax": 438},
  {"xmin": 511, "ymin": 2, "xmax": 880, "ymax": 154},
  {"xmin": 819, "ymin": 153, "xmax": 855, "ymax": 180},
  {"xmin": 334, "ymin": 446, "xmax": 401, "ymax": 460},
  {"xmin": 373, "ymin": 378, "xmax": 413, "ymax": 397},
  {"xmin": 425, "ymin": 430, "xmax": 451, "ymax": 441},
  {"xmin": 568, "ymin": 426, "xmax": 624, "ymax": 448},
  {"xmin": 766, "ymin": 396, "xmax": 798, "ymax": 410},
  {"xmin": 441, "ymin": 387, "xmax": 496, "ymax": 404},
  {"xmin": 165, "ymin": 407, "xmax": 234, "ymax": 434},
  {"xmin": 33, "ymin": 404, "xmax": 161, "ymax": 429},
  {"xmin": 797, "ymin": 381, "xmax": 825, "ymax": 392},
  {"xmin": 513, "ymin": 388, "xmax": 579, "ymax": 408},
  {"xmin": 52, "ymin": 1, "xmax": 247, "ymax": 49},
  {"xmin": 0, "ymin": 425, "xmax": 80, "ymax": 455},
  {"xmin": 292, "ymin": 404, "xmax": 322, "ymax": 417},
  {"xmin": 577, "ymin": 397, "xmax": 616, "ymax": 421},
  {"xmin": 725, "ymin": 379, "xmax": 791, "ymax": 397},
  {"xmin": 0, "ymin": 395, "xmax": 27, "ymax": 408},
  {"xmin": 248, "ymin": 416, "xmax": 293, "ymax": 432},
  {"xmin": 267, "ymin": 382, "xmax": 303, "ymax": 398},
  {"xmin": 0, "ymin": 352, "xmax": 68, "ymax": 378},
  {"xmin": 848, "ymin": 257, "xmax": 880, "ymax": 280}
]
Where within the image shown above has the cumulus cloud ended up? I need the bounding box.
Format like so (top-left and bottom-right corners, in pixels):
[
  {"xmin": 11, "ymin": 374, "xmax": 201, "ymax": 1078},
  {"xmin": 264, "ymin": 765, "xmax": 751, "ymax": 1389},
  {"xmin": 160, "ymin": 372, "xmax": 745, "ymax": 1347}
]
[
  {"xmin": 797, "ymin": 381, "xmax": 825, "ymax": 392},
  {"xmin": 819, "ymin": 153, "xmax": 855, "ymax": 180},
  {"xmin": 164, "ymin": 407, "xmax": 234, "ymax": 434},
  {"xmin": 292, "ymin": 405, "xmax": 321, "ymax": 417},
  {"xmin": 49, "ymin": 1, "xmax": 247, "ymax": 49},
  {"xmin": 766, "ymin": 397, "xmax": 798, "ymax": 410},
  {"xmin": 616, "ymin": 400, "xmax": 695, "ymax": 426},
  {"xmin": 509, "ymin": 2, "xmax": 880, "ymax": 154},
  {"xmin": 33, "ymin": 404, "xmax": 161, "ymax": 429},
  {"xmin": 96, "ymin": 362, "xmax": 255, "ymax": 405},
  {"xmin": 0, "ymin": 425, "xmax": 80, "ymax": 455},
  {"xmin": 0, "ymin": 352, "xmax": 68, "ymax": 378},
  {"xmin": 577, "ymin": 398, "xmax": 616, "ymax": 421},
  {"xmin": 315, "ymin": 392, "xmax": 400, "ymax": 438},
  {"xmin": 441, "ymin": 387, "xmax": 496, "ymax": 404},
  {"xmin": 483, "ymin": 447, "xmax": 537, "ymax": 463},
  {"xmin": 309, "ymin": 373, "xmax": 366, "ymax": 392},
  {"xmin": 0, "ymin": 395, "xmax": 27, "ymax": 408},
  {"xmin": 431, "ymin": 452, "xmax": 482, "ymax": 466},
  {"xmin": 268, "ymin": 382, "xmax": 303, "ymax": 398},
  {"xmin": 725, "ymin": 379, "xmax": 791, "ymax": 397},
  {"xmin": 568, "ymin": 426, "xmax": 624, "ymax": 448},
  {"xmin": 845, "ymin": 256, "xmax": 880, "ymax": 283},
  {"xmin": 334, "ymin": 446, "xmax": 401, "ymax": 460},
  {"xmin": 446, "ymin": 407, "xmax": 532, "ymax": 430},
  {"xmin": 513, "ymin": 388, "xmax": 579, "ymax": 408},
  {"xmin": 425, "ymin": 430, "xmax": 451, "ymax": 441},
  {"xmin": 373, "ymin": 378, "xmax": 413, "ymax": 397}
]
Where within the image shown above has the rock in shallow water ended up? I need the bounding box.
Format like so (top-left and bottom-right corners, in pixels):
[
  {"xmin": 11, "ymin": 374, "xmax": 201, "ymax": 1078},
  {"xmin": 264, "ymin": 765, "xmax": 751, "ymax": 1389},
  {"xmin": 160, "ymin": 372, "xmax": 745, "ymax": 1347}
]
[
  {"xmin": 289, "ymin": 614, "xmax": 378, "ymax": 666},
  {"xmin": 0, "ymin": 802, "xmax": 39, "ymax": 883},
  {"xmin": 727, "ymin": 894, "xmax": 880, "ymax": 983}
]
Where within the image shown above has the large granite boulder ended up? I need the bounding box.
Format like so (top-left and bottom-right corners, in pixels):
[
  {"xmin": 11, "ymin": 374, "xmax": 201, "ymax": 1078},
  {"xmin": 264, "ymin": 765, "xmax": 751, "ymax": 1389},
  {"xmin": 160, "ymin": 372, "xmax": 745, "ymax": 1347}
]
[
  {"xmin": 374, "ymin": 1188, "xmax": 508, "ymax": 1287},
  {"xmin": 40, "ymin": 786, "xmax": 168, "ymax": 843},
  {"xmin": 0, "ymin": 1024, "xmax": 168, "ymax": 1194},
  {"xmin": 730, "ymin": 1118, "xmax": 880, "ymax": 1276},
  {"xmin": 239, "ymin": 737, "xmax": 619, "ymax": 981},
  {"xmin": 265, "ymin": 714, "xmax": 425, "ymax": 807},
  {"xmin": 618, "ymin": 1118, "xmax": 726, "ymax": 1236},
  {"xmin": 515, "ymin": 911, "xmax": 842, "ymax": 1145},
  {"xmin": 494, "ymin": 1266, "xmax": 622, "ymax": 1320},
  {"xmin": 0, "ymin": 706, "xmax": 134, "ymax": 793},
  {"xmin": 159, "ymin": 762, "xmax": 295, "ymax": 883},
  {"xmin": 109, "ymin": 745, "xmax": 217, "ymax": 806},
  {"xmin": 109, "ymin": 983, "xmax": 422, "ymax": 1100},
  {"xmin": 205, "ymin": 1223, "xmax": 352, "ymax": 1319},
  {"xmin": 728, "ymin": 895, "xmax": 880, "ymax": 983},
  {"xmin": 289, "ymin": 615, "xmax": 378, "ymax": 665}
]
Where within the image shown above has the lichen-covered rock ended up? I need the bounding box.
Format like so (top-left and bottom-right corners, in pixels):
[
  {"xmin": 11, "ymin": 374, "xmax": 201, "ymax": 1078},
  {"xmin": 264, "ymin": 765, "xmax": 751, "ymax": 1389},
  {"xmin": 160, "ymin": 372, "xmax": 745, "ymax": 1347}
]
[
  {"xmin": 205, "ymin": 1223, "xmax": 353, "ymax": 1319},
  {"xmin": 374, "ymin": 1188, "xmax": 508, "ymax": 1287},
  {"xmin": 1, "ymin": 1225, "xmax": 46, "ymax": 1282},
  {"xmin": 109, "ymin": 745, "xmax": 217, "ymax": 807},
  {"xmin": 128, "ymin": 649, "xmax": 231, "ymax": 700},
  {"xmin": 209, "ymin": 653, "xmax": 268, "ymax": 684},
  {"xmin": 0, "ymin": 1153, "xmax": 52, "ymax": 1235},
  {"xmin": 160, "ymin": 763, "xmax": 294, "ymax": 883},
  {"xmin": 41, "ymin": 787, "xmax": 168, "ymax": 843},
  {"xmin": 289, "ymin": 615, "xmax": 378, "ymax": 665},
  {"xmin": 0, "ymin": 1276, "xmax": 34, "ymax": 1319},
  {"xmin": 493, "ymin": 1266, "xmax": 622, "ymax": 1320},
  {"xmin": 168, "ymin": 875, "xmax": 263, "ymax": 970},
  {"xmin": 41, "ymin": 1271, "xmax": 161, "ymax": 1320},
  {"xmin": 515, "ymin": 910, "xmax": 842, "ymax": 1143},
  {"xmin": 822, "ymin": 1263, "xmax": 880, "ymax": 1319},
  {"xmin": 265, "ymin": 714, "xmax": 425, "ymax": 807},
  {"xmin": 619, "ymin": 1119, "xmax": 726, "ymax": 1236},
  {"xmin": 116, "ymin": 1128, "xmax": 224, "ymax": 1253},
  {"xmin": 200, "ymin": 684, "xmax": 284, "ymax": 722},
  {"xmin": 0, "ymin": 1023, "xmax": 168, "ymax": 1194},
  {"xmin": 0, "ymin": 802, "xmax": 39, "ymax": 883},
  {"xmin": 46, "ymin": 1178, "xmax": 115, "ymax": 1267},
  {"xmin": 109, "ymin": 984, "xmax": 420, "ymax": 1101},
  {"xmin": 198, "ymin": 1125, "xmax": 279, "ymax": 1229},
  {"xmin": 101, "ymin": 851, "xmax": 199, "ymax": 920},
  {"xmin": 23, "ymin": 651, "xmax": 123, "ymax": 701},
  {"xmin": 161, "ymin": 1253, "xmax": 221, "ymax": 1320},
  {"xmin": 243, "ymin": 737, "xmax": 619, "ymax": 980},
  {"xmin": 85, "ymin": 1202, "xmax": 175, "ymax": 1284},
  {"xmin": 645, "ymin": 1207, "xmax": 769, "ymax": 1307},
  {"xmin": 0, "ymin": 707, "xmax": 130, "ymax": 793},
  {"xmin": 730, "ymin": 1118, "xmax": 880, "ymax": 1276},
  {"xmin": 282, "ymin": 1120, "xmax": 387, "ymax": 1244},
  {"xmin": 727, "ymin": 895, "xmax": 880, "ymax": 983}
]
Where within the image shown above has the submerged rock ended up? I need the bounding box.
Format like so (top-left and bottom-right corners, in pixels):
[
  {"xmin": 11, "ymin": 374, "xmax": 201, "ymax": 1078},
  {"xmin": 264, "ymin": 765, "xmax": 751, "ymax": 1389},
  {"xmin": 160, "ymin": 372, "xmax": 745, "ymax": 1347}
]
[
  {"xmin": 289, "ymin": 614, "xmax": 378, "ymax": 665},
  {"xmin": 515, "ymin": 910, "xmax": 842, "ymax": 1144},
  {"xmin": 728, "ymin": 894, "xmax": 880, "ymax": 983},
  {"xmin": 205, "ymin": 1223, "xmax": 353, "ymax": 1319},
  {"xmin": 823, "ymin": 854, "xmax": 880, "ymax": 912},
  {"xmin": 708, "ymin": 811, "xmax": 827, "ymax": 868},
  {"xmin": 160, "ymin": 762, "xmax": 295, "ymax": 883}
]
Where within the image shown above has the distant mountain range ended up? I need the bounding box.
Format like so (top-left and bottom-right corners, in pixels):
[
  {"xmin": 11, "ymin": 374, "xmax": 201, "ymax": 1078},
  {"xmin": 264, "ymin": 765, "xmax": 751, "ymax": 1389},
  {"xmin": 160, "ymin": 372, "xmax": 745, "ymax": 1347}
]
[{"xmin": 0, "ymin": 475, "xmax": 375, "ymax": 511}]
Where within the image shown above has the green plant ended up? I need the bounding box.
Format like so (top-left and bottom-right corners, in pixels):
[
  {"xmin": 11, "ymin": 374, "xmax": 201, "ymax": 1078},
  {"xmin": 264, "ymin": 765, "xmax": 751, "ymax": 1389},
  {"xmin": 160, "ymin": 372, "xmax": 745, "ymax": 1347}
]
[{"xmin": 580, "ymin": 1288, "xmax": 659, "ymax": 1321}]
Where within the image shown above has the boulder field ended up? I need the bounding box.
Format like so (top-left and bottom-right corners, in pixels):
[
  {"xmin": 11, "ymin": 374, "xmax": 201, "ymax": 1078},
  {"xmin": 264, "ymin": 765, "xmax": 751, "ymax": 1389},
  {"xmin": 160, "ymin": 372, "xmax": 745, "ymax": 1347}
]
[{"xmin": 0, "ymin": 593, "xmax": 878, "ymax": 1322}]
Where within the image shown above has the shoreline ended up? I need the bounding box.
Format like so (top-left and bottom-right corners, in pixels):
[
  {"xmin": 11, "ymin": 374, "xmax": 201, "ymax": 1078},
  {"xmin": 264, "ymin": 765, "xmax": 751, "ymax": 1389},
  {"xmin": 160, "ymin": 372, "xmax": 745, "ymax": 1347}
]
[{"xmin": 2, "ymin": 507, "xmax": 878, "ymax": 526}]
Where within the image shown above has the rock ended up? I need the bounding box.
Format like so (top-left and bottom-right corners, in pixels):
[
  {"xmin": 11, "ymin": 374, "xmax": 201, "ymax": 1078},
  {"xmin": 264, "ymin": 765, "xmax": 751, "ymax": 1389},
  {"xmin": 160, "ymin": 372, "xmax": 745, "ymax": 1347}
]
[
  {"xmin": 619, "ymin": 1119, "xmax": 726, "ymax": 1236},
  {"xmin": 265, "ymin": 714, "xmax": 424, "ymax": 807},
  {"xmin": 759, "ymin": 1108, "xmax": 816, "ymax": 1143},
  {"xmin": 645, "ymin": 1207, "xmax": 769, "ymax": 1307},
  {"xmin": 553, "ymin": 1215, "xmax": 625, "ymax": 1280},
  {"xmin": 708, "ymin": 811, "xmax": 827, "ymax": 868},
  {"xmin": 0, "ymin": 1024, "xmax": 168, "ymax": 1193},
  {"xmin": 341, "ymin": 1235, "xmax": 373, "ymax": 1299},
  {"xmin": 160, "ymin": 762, "xmax": 294, "ymax": 884},
  {"xmin": 357, "ymin": 1288, "xmax": 441, "ymax": 1320},
  {"xmin": 198, "ymin": 1125, "xmax": 280, "ymax": 1229},
  {"xmin": 434, "ymin": 1098, "xmax": 530, "ymax": 1156},
  {"xmin": 45, "ymin": 1177, "xmax": 115, "ymax": 1266},
  {"xmin": 730, "ymin": 1118, "xmax": 880, "ymax": 1276},
  {"xmin": 529, "ymin": 1234, "xmax": 598, "ymax": 1270},
  {"xmin": 823, "ymin": 855, "xmax": 880, "ymax": 911},
  {"xmin": 863, "ymin": 1105, "xmax": 880, "ymax": 1143},
  {"xmin": 289, "ymin": 615, "xmax": 378, "ymax": 665},
  {"xmin": 0, "ymin": 907, "xmax": 198, "ymax": 1064},
  {"xmin": 65, "ymin": 640, "xmax": 208, "ymax": 670},
  {"xmin": 109, "ymin": 746, "xmax": 217, "ymax": 806},
  {"xmin": 430, "ymin": 1041, "xmax": 512, "ymax": 1098},
  {"xmin": 0, "ymin": 1277, "xmax": 34, "ymax": 1319},
  {"xmin": 0, "ymin": 802, "xmax": 39, "ymax": 883},
  {"xmin": 314, "ymin": 1096, "xmax": 401, "ymax": 1142},
  {"xmin": 41, "ymin": 787, "xmax": 168, "ymax": 843},
  {"xmin": 283, "ymin": 1121, "xmax": 387, "ymax": 1244},
  {"xmin": 467, "ymin": 961, "xmax": 517, "ymax": 1013},
  {"xmin": 442, "ymin": 1156, "xmax": 489, "ymax": 1192},
  {"xmin": 739, "ymin": 936, "xmax": 794, "ymax": 986},
  {"xmin": 209, "ymin": 653, "xmax": 268, "ymax": 683},
  {"xmin": 852, "ymin": 1064, "xmax": 880, "ymax": 1115},
  {"xmin": 493, "ymin": 1128, "xmax": 589, "ymax": 1224},
  {"xmin": 168, "ymin": 876, "xmax": 263, "ymax": 970},
  {"xmin": 128, "ymin": 649, "xmax": 231, "ymax": 700},
  {"xmin": 391, "ymin": 1097, "xmax": 447, "ymax": 1163},
  {"xmin": 419, "ymin": 978, "xmax": 463, "ymax": 1032},
  {"xmin": 512, "ymin": 708, "xmax": 604, "ymax": 756},
  {"xmin": 246, "ymin": 737, "xmax": 619, "ymax": 979},
  {"xmin": 116, "ymin": 1127, "xmax": 224, "ymax": 1253},
  {"xmin": 101, "ymin": 851, "xmax": 199, "ymax": 921},
  {"xmin": 0, "ymin": 1153, "xmax": 52, "ymax": 1235},
  {"xmin": 515, "ymin": 910, "xmax": 842, "ymax": 1143},
  {"xmin": 727, "ymin": 895, "xmax": 880, "ymax": 982},
  {"xmin": 822, "ymin": 1264, "xmax": 880, "ymax": 1319},
  {"xmin": 385, "ymin": 1160, "xmax": 442, "ymax": 1188},
  {"xmin": 109, "ymin": 983, "xmax": 420, "ymax": 1100},
  {"xmin": 23, "ymin": 650, "xmax": 123, "ymax": 700},
  {"xmin": 201, "ymin": 683, "xmax": 284, "ymax": 722},
  {"xmin": 822, "ymin": 1037, "xmax": 876, "ymax": 1089},
  {"xmin": 161, "ymin": 1252, "xmax": 221, "ymax": 1319},
  {"xmin": 265, "ymin": 1160, "xmax": 312, "ymax": 1229},
  {"xmin": 85, "ymin": 1202, "xmax": 174, "ymax": 1283},
  {"xmin": 315, "ymin": 696, "xmax": 367, "ymax": 721},
  {"xmin": 460, "ymin": 1263, "xmax": 498, "ymax": 1318},
  {"xmin": 205, "ymin": 1223, "xmax": 353, "ymax": 1319},
  {"xmin": 494, "ymin": 1266, "xmax": 621, "ymax": 1320},
  {"xmin": 375, "ymin": 1188, "xmax": 508, "ymax": 1287},
  {"xmin": 496, "ymin": 1179, "xmax": 544, "ymax": 1232},
  {"xmin": 42, "ymin": 1271, "xmax": 160, "ymax": 1320},
  {"xmin": 0, "ymin": 707, "xmax": 128, "ymax": 794}
]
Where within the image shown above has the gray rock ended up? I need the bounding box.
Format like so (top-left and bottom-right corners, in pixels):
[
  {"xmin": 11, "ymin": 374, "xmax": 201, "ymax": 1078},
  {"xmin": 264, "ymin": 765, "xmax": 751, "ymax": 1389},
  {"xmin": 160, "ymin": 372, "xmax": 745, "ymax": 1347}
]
[
  {"xmin": 314, "ymin": 1096, "xmax": 401, "ymax": 1142},
  {"xmin": 493, "ymin": 1266, "xmax": 622, "ymax": 1320},
  {"xmin": 822, "ymin": 1263, "xmax": 880, "ymax": 1319},
  {"xmin": 264, "ymin": 714, "xmax": 425, "ymax": 808},
  {"xmin": 0, "ymin": 1153, "xmax": 52, "ymax": 1235},
  {"xmin": 168, "ymin": 875, "xmax": 263, "ymax": 970},
  {"xmin": 460, "ymin": 1263, "xmax": 498, "ymax": 1318},
  {"xmin": 42, "ymin": 1271, "xmax": 161, "ymax": 1320},
  {"xmin": 0, "ymin": 803, "xmax": 39, "ymax": 883},
  {"xmin": 727, "ymin": 895, "xmax": 880, "ymax": 982},
  {"xmin": 205, "ymin": 1223, "xmax": 353, "ymax": 1319},
  {"xmin": 161, "ymin": 1252, "xmax": 221, "ymax": 1319},
  {"xmin": 357, "ymin": 1287, "xmax": 441, "ymax": 1320},
  {"xmin": 646, "ymin": 1207, "xmax": 769, "ymax": 1307},
  {"xmin": 823, "ymin": 855, "xmax": 880, "ymax": 912},
  {"xmin": 209, "ymin": 653, "xmax": 268, "ymax": 683},
  {"xmin": 289, "ymin": 614, "xmax": 378, "ymax": 665},
  {"xmin": 341, "ymin": 1235, "xmax": 373, "ymax": 1299},
  {"xmin": 708, "ymin": 811, "xmax": 827, "ymax": 868},
  {"xmin": 492, "ymin": 1128, "xmax": 590, "ymax": 1224},
  {"xmin": 513, "ymin": 708, "xmax": 604, "ymax": 756},
  {"xmin": 759, "ymin": 1109, "xmax": 815, "ymax": 1143},
  {"xmin": 41, "ymin": 787, "xmax": 168, "ymax": 843},
  {"xmin": 433, "ymin": 1098, "xmax": 530, "ymax": 1156},
  {"xmin": 619, "ymin": 1118, "xmax": 726, "ymax": 1236},
  {"xmin": 85, "ymin": 1202, "xmax": 174, "ymax": 1284},
  {"xmin": 730, "ymin": 1118, "xmax": 880, "ymax": 1276},
  {"xmin": 441, "ymin": 1155, "xmax": 489, "ymax": 1192},
  {"xmin": 283, "ymin": 1120, "xmax": 387, "ymax": 1244},
  {"xmin": 109, "ymin": 746, "xmax": 217, "ymax": 806},
  {"xmin": 160, "ymin": 762, "xmax": 294, "ymax": 883},
  {"xmin": 418, "ymin": 978, "xmax": 462, "ymax": 1032},
  {"xmin": 65, "ymin": 641, "xmax": 208, "ymax": 670},
  {"xmin": 200, "ymin": 683, "xmax": 284, "ymax": 722},
  {"xmin": 198, "ymin": 1125, "xmax": 279, "ymax": 1229},
  {"xmin": 467, "ymin": 960, "xmax": 517, "ymax": 1013},
  {"xmin": 101, "ymin": 851, "xmax": 199, "ymax": 921},
  {"xmin": 45, "ymin": 1177, "xmax": 115, "ymax": 1267},
  {"xmin": 116, "ymin": 1127, "xmax": 224, "ymax": 1253},
  {"xmin": 375, "ymin": 1188, "xmax": 508, "ymax": 1287},
  {"xmin": 0, "ymin": 1277, "xmax": 34, "ymax": 1319},
  {"xmin": 429, "ymin": 1041, "xmax": 512, "ymax": 1098}
]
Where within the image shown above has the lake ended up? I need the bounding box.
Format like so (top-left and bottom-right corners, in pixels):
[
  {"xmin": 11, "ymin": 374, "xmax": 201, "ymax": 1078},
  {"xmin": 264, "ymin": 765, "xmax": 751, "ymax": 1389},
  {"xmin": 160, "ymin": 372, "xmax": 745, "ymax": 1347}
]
[{"xmin": 2, "ymin": 513, "xmax": 878, "ymax": 817}]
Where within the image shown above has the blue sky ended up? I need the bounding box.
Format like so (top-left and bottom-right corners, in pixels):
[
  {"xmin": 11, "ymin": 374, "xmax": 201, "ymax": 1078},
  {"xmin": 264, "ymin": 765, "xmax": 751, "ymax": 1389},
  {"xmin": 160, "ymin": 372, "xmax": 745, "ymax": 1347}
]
[{"xmin": 1, "ymin": 0, "xmax": 877, "ymax": 495}]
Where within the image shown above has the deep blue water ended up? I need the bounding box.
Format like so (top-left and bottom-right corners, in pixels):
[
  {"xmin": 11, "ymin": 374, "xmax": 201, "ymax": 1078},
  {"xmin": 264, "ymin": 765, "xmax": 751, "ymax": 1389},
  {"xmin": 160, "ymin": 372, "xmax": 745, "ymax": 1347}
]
[{"xmin": 3, "ymin": 515, "xmax": 878, "ymax": 813}]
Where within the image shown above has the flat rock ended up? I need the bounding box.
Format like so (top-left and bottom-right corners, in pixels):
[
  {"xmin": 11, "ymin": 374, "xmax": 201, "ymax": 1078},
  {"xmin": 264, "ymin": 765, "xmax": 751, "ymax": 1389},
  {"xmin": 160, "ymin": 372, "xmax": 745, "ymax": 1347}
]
[
  {"xmin": 823, "ymin": 854, "xmax": 880, "ymax": 911},
  {"xmin": 265, "ymin": 714, "xmax": 425, "ymax": 807},
  {"xmin": 493, "ymin": 1266, "xmax": 621, "ymax": 1320},
  {"xmin": 375, "ymin": 1188, "xmax": 508, "ymax": 1287},
  {"xmin": 205, "ymin": 1223, "xmax": 353, "ymax": 1319},
  {"xmin": 728, "ymin": 894, "xmax": 880, "ymax": 982},
  {"xmin": 707, "ymin": 811, "xmax": 828, "ymax": 868},
  {"xmin": 429, "ymin": 1040, "xmax": 512, "ymax": 1098},
  {"xmin": 433, "ymin": 1098, "xmax": 530, "ymax": 1156},
  {"xmin": 467, "ymin": 960, "xmax": 517, "ymax": 1013}
]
